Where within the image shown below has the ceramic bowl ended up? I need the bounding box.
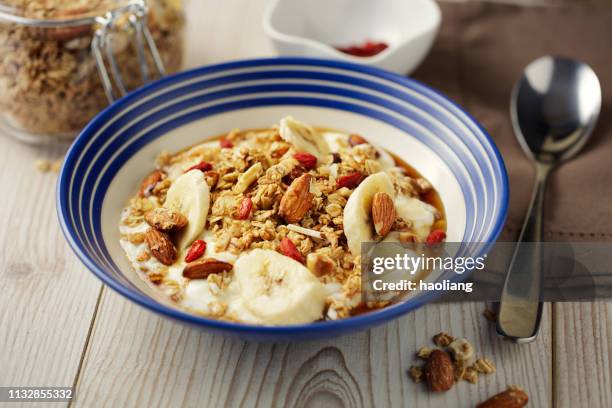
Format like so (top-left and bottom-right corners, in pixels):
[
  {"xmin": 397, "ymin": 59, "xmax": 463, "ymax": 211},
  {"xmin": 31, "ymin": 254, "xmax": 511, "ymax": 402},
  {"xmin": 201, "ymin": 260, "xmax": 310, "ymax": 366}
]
[
  {"xmin": 57, "ymin": 58, "xmax": 507, "ymax": 341},
  {"xmin": 263, "ymin": 0, "xmax": 441, "ymax": 74}
]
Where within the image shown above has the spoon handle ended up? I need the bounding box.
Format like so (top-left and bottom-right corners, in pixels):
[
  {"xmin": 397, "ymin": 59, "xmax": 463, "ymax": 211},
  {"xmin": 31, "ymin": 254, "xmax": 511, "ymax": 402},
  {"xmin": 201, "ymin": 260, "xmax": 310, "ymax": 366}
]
[{"xmin": 496, "ymin": 162, "xmax": 551, "ymax": 343}]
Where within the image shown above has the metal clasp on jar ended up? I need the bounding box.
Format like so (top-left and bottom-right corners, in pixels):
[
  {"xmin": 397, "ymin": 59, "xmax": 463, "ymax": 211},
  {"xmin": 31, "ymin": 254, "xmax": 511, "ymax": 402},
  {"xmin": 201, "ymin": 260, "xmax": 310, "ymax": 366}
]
[{"xmin": 92, "ymin": 0, "xmax": 166, "ymax": 102}]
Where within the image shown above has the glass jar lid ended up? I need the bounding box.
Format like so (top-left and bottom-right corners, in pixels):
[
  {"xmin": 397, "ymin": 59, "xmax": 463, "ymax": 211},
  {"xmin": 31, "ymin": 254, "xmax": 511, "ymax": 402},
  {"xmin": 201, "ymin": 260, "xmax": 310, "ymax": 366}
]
[{"xmin": 0, "ymin": 0, "xmax": 133, "ymax": 26}]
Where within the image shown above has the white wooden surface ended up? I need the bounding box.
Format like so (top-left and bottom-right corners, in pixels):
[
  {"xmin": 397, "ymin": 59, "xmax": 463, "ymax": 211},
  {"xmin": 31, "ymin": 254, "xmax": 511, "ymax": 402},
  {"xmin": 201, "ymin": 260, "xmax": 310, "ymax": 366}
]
[{"xmin": 0, "ymin": 1, "xmax": 610, "ymax": 407}]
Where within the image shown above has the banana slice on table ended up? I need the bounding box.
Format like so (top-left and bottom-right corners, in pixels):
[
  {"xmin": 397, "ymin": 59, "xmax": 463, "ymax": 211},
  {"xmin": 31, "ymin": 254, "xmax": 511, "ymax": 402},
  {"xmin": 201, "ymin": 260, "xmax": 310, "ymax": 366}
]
[
  {"xmin": 163, "ymin": 170, "xmax": 211, "ymax": 249},
  {"xmin": 234, "ymin": 249, "xmax": 327, "ymax": 325},
  {"xmin": 394, "ymin": 195, "xmax": 437, "ymax": 240},
  {"xmin": 279, "ymin": 116, "xmax": 330, "ymax": 161},
  {"xmin": 343, "ymin": 172, "xmax": 396, "ymax": 255}
]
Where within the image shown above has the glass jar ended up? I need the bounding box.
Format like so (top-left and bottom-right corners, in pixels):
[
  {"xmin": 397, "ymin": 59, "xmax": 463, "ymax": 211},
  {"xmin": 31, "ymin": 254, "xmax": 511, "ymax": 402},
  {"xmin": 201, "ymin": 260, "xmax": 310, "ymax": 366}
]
[{"xmin": 0, "ymin": 0, "xmax": 184, "ymax": 143}]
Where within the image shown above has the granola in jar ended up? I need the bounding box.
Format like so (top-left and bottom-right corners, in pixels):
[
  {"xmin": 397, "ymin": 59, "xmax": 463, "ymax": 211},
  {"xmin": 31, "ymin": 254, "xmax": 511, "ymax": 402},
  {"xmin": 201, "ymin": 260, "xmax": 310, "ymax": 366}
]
[
  {"xmin": 119, "ymin": 116, "xmax": 447, "ymax": 325},
  {"xmin": 0, "ymin": 0, "xmax": 184, "ymax": 142}
]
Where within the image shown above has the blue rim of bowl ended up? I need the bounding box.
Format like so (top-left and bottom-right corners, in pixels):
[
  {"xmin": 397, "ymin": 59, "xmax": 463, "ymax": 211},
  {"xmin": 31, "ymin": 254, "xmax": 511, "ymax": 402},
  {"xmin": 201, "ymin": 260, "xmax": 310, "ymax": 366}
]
[{"xmin": 57, "ymin": 57, "xmax": 509, "ymax": 335}]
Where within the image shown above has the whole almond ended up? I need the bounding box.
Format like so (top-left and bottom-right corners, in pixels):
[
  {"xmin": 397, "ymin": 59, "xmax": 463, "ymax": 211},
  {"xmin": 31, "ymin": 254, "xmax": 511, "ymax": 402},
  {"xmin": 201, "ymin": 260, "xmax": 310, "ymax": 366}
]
[
  {"xmin": 144, "ymin": 207, "xmax": 188, "ymax": 231},
  {"xmin": 144, "ymin": 228, "xmax": 177, "ymax": 266},
  {"xmin": 372, "ymin": 192, "xmax": 395, "ymax": 237},
  {"xmin": 279, "ymin": 174, "xmax": 314, "ymax": 223},
  {"xmin": 348, "ymin": 134, "xmax": 368, "ymax": 146},
  {"xmin": 139, "ymin": 169, "xmax": 165, "ymax": 197},
  {"xmin": 183, "ymin": 258, "xmax": 233, "ymax": 279},
  {"xmin": 424, "ymin": 350, "xmax": 455, "ymax": 392},
  {"xmin": 477, "ymin": 387, "xmax": 529, "ymax": 408}
]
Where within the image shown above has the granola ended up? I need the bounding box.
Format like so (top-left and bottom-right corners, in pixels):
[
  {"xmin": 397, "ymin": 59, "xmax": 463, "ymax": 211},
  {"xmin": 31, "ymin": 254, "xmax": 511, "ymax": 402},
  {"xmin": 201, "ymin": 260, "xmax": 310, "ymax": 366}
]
[
  {"xmin": 409, "ymin": 332, "xmax": 496, "ymax": 390},
  {"xmin": 0, "ymin": 0, "xmax": 184, "ymax": 139},
  {"xmin": 119, "ymin": 116, "xmax": 446, "ymax": 325}
]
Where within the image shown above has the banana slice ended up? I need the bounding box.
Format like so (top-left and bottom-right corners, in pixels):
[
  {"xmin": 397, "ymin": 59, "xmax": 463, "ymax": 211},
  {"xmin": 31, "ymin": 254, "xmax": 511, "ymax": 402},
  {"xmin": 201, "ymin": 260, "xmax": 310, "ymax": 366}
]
[
  {"xmin": 394, "ymin": 195, "xmax": 437, "ymax": 240},
  {"xmin": 164, "ymin": 170, "xmax": 211, "ymax": 249},
  {"xmin": 343, "ymin": 172, "xmax": 396, "ymax": 255},
  {"xmin": 279, "ymin": 116, "xmax": 330, "ymax": 160},
  {"xmin": 234, "ymin": 249, "xmax": 327, "ymax": 325}
]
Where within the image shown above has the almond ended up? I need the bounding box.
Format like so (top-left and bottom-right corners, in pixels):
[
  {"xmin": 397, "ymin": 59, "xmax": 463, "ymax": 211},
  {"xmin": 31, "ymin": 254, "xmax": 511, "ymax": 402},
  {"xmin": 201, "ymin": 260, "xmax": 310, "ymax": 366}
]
[
  {"xmin": 144, "ymin": 228, "xmax": 177, "ymax": 266},
  {"xmin": 144, "ymin": 207, "xmax": 188, "ymax": 231},
  {"xmin": 371, "ymin": 192, "xmax": 395, "ymax": 237},
  {"xmin": 139, "ymin": 170, "xmax": 165, "ymax": 197},
  {"xmin": 271, "ymin": 143, "xmax": 290, "ymax": 158},
  {"xmin": 183, "ymin": 258, "xmax": 233, "ymax": 279},
  {"xmin": 477, "ymin": 387, "xmax": 529, "ymax": 408},
  {"xmin": 348, "ymin": 133, "xmax": 368, "ymax": 146},
  {"xmin": 279, "ymin": 174, "xmax": 314, "ymax": 223},
  {"xmin": 424, "ymin": 350, "xmax": 455, "ymax": 392}
]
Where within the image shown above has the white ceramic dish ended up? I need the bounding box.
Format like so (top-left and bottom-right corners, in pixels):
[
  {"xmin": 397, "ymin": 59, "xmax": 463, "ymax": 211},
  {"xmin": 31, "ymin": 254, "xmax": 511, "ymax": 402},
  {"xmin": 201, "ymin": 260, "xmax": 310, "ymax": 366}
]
[{"xmin": 263, "ymin": 0, "xmax": 441, "ymax": 74}]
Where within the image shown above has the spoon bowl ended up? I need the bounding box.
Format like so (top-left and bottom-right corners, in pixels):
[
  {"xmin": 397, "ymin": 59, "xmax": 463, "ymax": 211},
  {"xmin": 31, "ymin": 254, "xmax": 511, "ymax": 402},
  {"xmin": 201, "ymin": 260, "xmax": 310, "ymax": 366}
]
[{"xmin": 511, "ymin": 55, "xmax": 601, "ymax": 164}]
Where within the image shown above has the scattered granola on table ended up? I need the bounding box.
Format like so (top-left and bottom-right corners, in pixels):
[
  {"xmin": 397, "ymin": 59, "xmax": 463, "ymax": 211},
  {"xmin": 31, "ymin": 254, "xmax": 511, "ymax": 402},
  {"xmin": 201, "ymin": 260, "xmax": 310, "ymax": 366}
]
[
  {"xmin": 119, "ymin": 116, "xmax": 447, "ymax": 325},
  {"xmin": 0, "ymin": 0, "xmax": 184, "ymax": 140},
  {"xmin": 408, "ymin": 332, "xmax": 496, "ymax": 391},
  {"xmin": 34, "ymin": 159, "xmax": 51, "ymax": 173}
]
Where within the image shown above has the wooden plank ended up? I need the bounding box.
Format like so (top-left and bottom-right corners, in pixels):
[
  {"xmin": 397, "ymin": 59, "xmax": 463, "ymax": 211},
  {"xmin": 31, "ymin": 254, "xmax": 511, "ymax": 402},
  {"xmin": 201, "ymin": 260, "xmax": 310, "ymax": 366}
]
[
  {"xmin": 0, "ymin": 137, "xmax": 102, "ymax": 398},
  {"xmin": 74, "ymin": 290, "xmax": 550, "ymax": 407},
  {"xmin": 182, "ymin": 0, "xmax": 274, "ymax": 70},
  {"xmin": 553, "ymin": 302, "xmax": 612, "ymax": 408},
  {"xmin": 72, "ymin": 0, "xmax": 551, "ymax": 406}
]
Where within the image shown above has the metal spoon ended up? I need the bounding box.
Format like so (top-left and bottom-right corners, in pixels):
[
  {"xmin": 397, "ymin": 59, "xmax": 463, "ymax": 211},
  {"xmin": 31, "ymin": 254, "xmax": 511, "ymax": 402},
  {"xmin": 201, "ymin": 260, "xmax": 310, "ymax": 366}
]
[{"xmin": 496, "ymin": 56, "xmax": 601, "ymax": 343}]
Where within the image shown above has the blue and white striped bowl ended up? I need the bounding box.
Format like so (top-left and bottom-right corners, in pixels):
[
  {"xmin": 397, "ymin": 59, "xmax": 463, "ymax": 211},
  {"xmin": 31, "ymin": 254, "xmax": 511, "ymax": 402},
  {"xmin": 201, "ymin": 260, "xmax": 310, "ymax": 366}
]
[{"xmin": 57, "ymin": 58, "xmax": 508, "ymax": 341}]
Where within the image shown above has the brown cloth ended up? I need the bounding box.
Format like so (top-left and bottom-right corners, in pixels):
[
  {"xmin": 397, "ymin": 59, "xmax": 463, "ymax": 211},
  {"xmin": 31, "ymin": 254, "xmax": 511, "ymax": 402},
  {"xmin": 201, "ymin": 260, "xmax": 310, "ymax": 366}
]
[{"xmin": 412, "ymin": 1, "xmax": 612, "ymax": 241}]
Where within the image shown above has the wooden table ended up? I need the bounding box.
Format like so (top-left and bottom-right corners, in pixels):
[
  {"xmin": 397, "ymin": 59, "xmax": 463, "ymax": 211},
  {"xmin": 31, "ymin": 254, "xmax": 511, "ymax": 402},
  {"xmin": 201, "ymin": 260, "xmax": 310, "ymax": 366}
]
[{"xmin": 0, "ymin": 1, "xmax": 610, "ymax": 407}]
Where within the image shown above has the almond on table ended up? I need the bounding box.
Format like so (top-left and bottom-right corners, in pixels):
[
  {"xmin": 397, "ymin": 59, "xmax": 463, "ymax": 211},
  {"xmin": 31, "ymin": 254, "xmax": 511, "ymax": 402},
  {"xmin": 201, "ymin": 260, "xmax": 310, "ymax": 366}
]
[
  {"xmin": 424, "ymin": 350, "xmax": 455, "ymax": 392},
  {"xmin": 477, "ymin": 386, "xmax": 529, "ymax": 408}
]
